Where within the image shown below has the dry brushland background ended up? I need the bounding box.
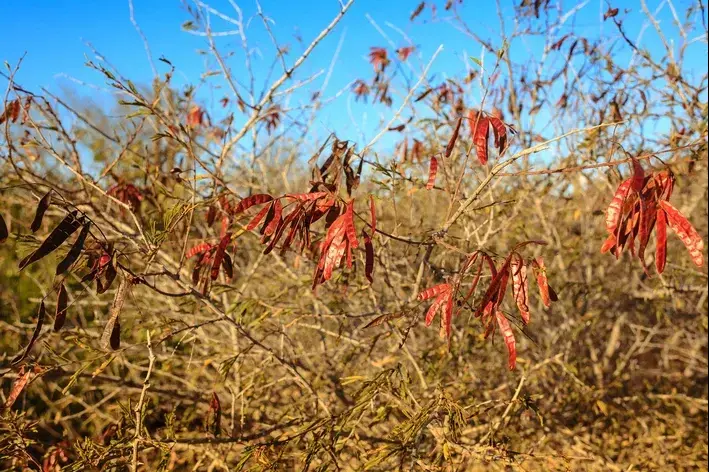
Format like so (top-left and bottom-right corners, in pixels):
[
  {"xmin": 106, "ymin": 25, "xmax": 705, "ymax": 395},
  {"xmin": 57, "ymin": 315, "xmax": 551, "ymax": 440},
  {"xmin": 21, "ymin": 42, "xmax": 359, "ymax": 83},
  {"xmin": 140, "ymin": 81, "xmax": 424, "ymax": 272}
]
[{"xmin": 0, "ymin": 0, "xmax": 708, "ymax": 470}]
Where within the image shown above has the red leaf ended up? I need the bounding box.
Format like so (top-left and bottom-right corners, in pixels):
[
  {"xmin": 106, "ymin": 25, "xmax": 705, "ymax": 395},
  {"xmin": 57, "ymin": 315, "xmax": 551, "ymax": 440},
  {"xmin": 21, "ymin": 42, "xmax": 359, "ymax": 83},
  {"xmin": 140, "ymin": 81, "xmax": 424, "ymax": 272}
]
[
  {"xmin": 630, "ymin": 157, "xmax": 645, "ymax": 193},
  {"xmin": 421, "ymin": 284, "xmax": 453, "ymax": 338},
  {"xmin": 604, "ymin": 7, "xmax": 619, "ymax": 20},
  {"xmin": 425, "ymin": 292, "xmax": 448, "ymax": 326},
  {"xmin": 232, "ymin": 194, "xmax": 274, "ymax": 215},
  {"xmin": 446, "ymin": 117, "xmax": 462, "ymax": 157},
  {"xmin": 343, "ymin": 201, "xmax": 359, "ymax": 249},
  {"xmin": 317, "ymin": 197, "xmax": 337, "ymax": 214},
  {"xmin": 220, "ymin": 215, "xmax": 230, "ymax": 238},
  {"xmin": 0, "ymin": 99, "xmax": 21, "ymax": 124},
  {"xmin": 261, "ymin": 200, "xmax": 282, "ymax": 238},
  {"xmin": 270, "ymin": 207, "xmax": 303, "ymax": 255},
  {"xmin": 441, "ymin": 293, "xmax": 454, "ymax": 339},
  {"xmin": 417, "ymin": 283, "xmax": 452, "ymax": 301},
  {"xmin": 601, "ymin": 234, "xmax": 616, "ymax": 254},
  {"xmin": 211, "ymin": 233, "xmax": 232, "ymax": 280},
  {"xmin": 605, "ymin": 179, "xmax": 632, "ymax": 234},
  {"xmin": 285, "ymin": 192, "xmax": 328, "ymax": 202},
  {"xmin": 352, "ymin": 80, "xmax": 370, "ymax": 102},
  {"xmin": 489, "ymin": 116, "xmax": 508, "ymax": 155},
  {"xmin": 482, "ymin": 302, "xmax": 495, "ymax": 339},
  {"xmin": 468, "ymin": 110, "xmax": 490, "ymax": 165},
  {"xmin": 186, "ymin": 242, "xmax": 213, "ymax": 259},
  {"xmin": 322, "ymin": 233, "xmax": 346, "ymax": 281},
  {"xmin": 3, "ymin": 366, "xmax": 33, "ymax": 410},
  {"xmin": 262, "ymin": 105, "xmax": 281, "ymax": 134},
  {"xmin": 510, "ymin": 258, "xmax": 530, "ymax": 324},
  {"xmin": 655, "ymin": 207, "xmax": 667, "ymax": 274},
  {"xmin": 637, "ymin": 198, "xmax": 657, "ymax": 265},
  {"xmin": 533, "ymin": 257, "xmax": 552, "ymax": 308},
  {"xmin": 99, "ymin": 253, "xmax": 112, "ymax": 269},
  {"xmin": 54, "ymin": 283, "xmax": 68, "ymax": 331},
  {"xmin": 314, "ymin": 215, "xmax": 348, "ymax": 287},
  {"xmin": 426, "ymin": 156, "xmax": 438, "ymax": 190},
  {"xmin": 369, "ymin": 47, "xmax": 390, "ymax": 72},
  {"xmin": 187, "ymin": 106, "xmax": 205, "ymax": 128},
  {"xmin": 312, "ymin": 201, "xmax": 363, "ymax": 288},
  {"xmin": 496, "ymin": 263, "xmax": 511, "ymax": 300},
  {"xmin": 396, "ymin": 46, "xmax": 415, "ymax": 61},
  {"xmin": 654, "ymin": 170, "xmax": 675, "ymax": 200},
  {"xmin": 218, "ymin": 195, "xmax": 233, "ymax": 214},
  {"xmin": 659, "ymin": 200, "xmax": 704, "ymax": 267},
  {"xmin": 495, "ymin": 311, "xmax": 517, "ymax": 370},
  {"xmin": 247, "ymin": 204, "xmax": 271, "ymax": 231},
  {"xmin": 475, "ymin": 261, "xmax": 510, "ymax": 318}
]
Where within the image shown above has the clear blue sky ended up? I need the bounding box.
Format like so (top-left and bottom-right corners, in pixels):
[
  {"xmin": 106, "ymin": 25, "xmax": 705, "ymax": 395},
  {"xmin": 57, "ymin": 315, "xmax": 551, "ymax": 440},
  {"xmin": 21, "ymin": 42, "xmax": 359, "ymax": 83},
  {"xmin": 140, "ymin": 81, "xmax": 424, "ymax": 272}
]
[{"xmin": 1, "ymin": 0, "xmax": 706, "ymax": 161}]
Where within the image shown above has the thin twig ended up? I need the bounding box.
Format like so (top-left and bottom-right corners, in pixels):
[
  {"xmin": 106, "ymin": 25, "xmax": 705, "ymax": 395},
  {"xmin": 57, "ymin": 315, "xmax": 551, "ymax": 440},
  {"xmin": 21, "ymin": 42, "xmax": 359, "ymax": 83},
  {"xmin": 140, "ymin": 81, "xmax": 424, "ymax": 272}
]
[
  {"xmin": 218, "ymin": 0, "xmax": 355, "ymax": 168},
  {"xmin": 132, "ymin": 330, "xmax": 156, "ymax": 472},
  {"xmin": 361, "ymin": 45, "xmax": 444, "ymax": 157}
]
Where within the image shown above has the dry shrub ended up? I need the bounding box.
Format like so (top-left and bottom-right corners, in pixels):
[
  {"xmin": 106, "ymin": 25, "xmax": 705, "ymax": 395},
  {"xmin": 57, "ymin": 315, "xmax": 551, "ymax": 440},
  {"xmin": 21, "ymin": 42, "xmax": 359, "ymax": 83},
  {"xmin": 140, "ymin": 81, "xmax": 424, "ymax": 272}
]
[{"xmin": 1, "ymin": 1, "xmax": 707, "ymax": 470}]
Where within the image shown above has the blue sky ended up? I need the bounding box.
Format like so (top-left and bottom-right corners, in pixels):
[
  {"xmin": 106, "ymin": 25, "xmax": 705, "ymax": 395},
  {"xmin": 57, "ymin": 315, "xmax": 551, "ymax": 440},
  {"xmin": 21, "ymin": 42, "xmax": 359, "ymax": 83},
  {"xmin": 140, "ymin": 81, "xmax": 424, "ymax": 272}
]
[{"xmin": 1, "ymin": 0, "xmax": 706, "ymax": 164}]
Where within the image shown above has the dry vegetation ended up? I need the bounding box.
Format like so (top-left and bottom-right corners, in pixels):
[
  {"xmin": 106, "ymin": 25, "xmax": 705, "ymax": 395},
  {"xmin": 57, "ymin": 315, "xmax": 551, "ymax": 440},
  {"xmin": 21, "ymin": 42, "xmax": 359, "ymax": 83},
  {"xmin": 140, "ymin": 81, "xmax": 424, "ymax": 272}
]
[{"xmin": 1, "ymin": 0, "xmax": 707, "ymax": 471}]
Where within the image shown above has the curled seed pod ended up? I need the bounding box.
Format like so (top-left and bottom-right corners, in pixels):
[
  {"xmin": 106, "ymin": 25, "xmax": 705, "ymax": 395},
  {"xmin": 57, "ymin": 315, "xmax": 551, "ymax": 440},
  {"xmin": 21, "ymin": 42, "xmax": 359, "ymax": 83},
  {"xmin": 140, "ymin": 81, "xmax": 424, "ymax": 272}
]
[
  {"xmin": 109, "ymin": 321, "xmax": 121, "ymax": 350},
  {"xmin": 0, "ymin": 213, "xmax": 8, "ymax": 243},
  {"xmin": 54, "ymin": 283, "xmax": 69, "ymax": 331},
  {"xmin": 19, "ymin": 210, "xmax": 82, "ymax": 270},
  {"xmin": 100, "ymin": 275, "xmax": 129, "ymax": 351},
  {"xmin": 12, "ymin": 301, "xmax": 46, "ymax": 365},
  {"xmin": 31, "ymin": 190, "xmax": 52, "ymax": 233},
  {"xmin": 56, "ymin": 221, "xmax": 91, "ymax": 275}
]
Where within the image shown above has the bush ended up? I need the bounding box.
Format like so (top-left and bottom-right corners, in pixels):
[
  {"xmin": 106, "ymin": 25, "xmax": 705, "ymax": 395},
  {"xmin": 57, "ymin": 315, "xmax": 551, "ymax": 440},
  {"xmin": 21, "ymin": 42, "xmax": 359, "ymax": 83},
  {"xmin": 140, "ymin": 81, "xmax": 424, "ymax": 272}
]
[{"xmin": 1, "ymin": 1, "xmax": 707, "ymax": 470}]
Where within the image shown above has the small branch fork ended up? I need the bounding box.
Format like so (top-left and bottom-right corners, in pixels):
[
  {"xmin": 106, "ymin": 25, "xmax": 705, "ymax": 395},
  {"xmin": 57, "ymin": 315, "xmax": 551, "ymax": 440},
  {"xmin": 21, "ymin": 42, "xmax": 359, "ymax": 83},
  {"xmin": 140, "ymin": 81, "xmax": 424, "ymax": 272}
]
[{"xmin": 217, "ymin": 0, "xmax": 356, "ymax": 169}]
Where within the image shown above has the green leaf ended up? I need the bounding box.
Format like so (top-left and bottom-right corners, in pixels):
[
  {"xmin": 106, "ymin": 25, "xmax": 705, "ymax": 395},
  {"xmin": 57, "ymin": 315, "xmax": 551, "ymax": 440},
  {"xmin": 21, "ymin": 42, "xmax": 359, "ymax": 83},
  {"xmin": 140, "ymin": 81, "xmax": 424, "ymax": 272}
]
[
  {"xmin": 182, "ymin": 20, "xmax": 197, "ymax": 31},
  {"xmin": 126, "ymin": 109, "xmax": 153, "ymax": 119},
  {"xmin": 151, "ymin": 133, "xmax": 172, "ymax": 142},
  {"xmin": 201, "ymin": 70, "xmax": 222, "ymax": 78},
  {"xmin": 126, "ymin": 80, "xmax": 139, "ymax": 94},
  {"xmin": 118, "ymin": 100, "xmax": 147, "ymax": 108},
  {"xmin": 62, "ymin": 362, "xmax": 90, "ymax": 395},
  {"xmin": 497, "ymin": 40, "xmax": 509, "ymax": 60}
]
